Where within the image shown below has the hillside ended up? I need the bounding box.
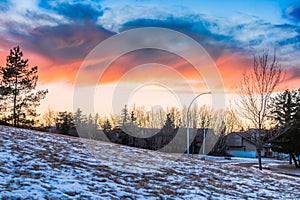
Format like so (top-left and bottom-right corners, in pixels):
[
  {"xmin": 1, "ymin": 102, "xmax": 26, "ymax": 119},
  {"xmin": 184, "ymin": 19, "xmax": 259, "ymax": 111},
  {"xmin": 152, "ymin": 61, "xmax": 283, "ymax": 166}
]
[{"xmin": 0, "ymin": 126, "xmax": 299, "ymax": 199}]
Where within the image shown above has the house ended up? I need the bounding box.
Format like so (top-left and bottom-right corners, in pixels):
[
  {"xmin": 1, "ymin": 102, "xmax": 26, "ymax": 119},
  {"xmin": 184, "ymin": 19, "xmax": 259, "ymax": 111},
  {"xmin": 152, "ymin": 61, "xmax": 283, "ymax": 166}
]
[{"xmin": 225, "ymin": 130, "xmax": 275, "ymax": 158}]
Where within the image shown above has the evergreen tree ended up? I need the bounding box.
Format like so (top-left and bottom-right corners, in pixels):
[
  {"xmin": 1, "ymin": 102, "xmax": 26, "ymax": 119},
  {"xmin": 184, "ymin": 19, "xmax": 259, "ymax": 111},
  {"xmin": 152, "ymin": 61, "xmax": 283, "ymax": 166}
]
[
  {"xmin": 88, "ymin": 114, "xmax": 94, "ymax": 124},
  {"xmin": 271, "ymin": 90, "xmax": 297, "ymax": 126},
  {"xmin": 130, "ymin": 110, "xmax": 136, "ymax": 124},
  {"xmin": 164, "ymin": 113, "xmax": 175, "ymax": 130},
  {"xmin": 102, "ymin": 118, "xmax": 112, "ymax": 132},
  {"xmin": 85, "ymin": 113, "xmax": 98, "ymax": 139},
  {"xmin": 94, "ymin": 113, "xmax": 100, "ymax": 127},
  {"xmin": 167, "ymin": 107, "xmax": 181, "ymax": 128},
  {"xmin": 272, "ymin": 109, "xmax": 300, "ymax": 168},
  {"xmin": 74, "ymin": 108, "xmax": 84, "ymax": 126},
  {"xmin": 120, "ymin": 104, "xmax": 130, "ymax": 126},
  {"xmin": 270, "ymin": 89, "xmax": 300, "ymax": 168},
  {"xmin": 56, "ymin": 111, "xmax": 75, "ymax": 136},
  {"xmin": 0, "ymin": 46, "xmax": 48, "ymax": 127}
]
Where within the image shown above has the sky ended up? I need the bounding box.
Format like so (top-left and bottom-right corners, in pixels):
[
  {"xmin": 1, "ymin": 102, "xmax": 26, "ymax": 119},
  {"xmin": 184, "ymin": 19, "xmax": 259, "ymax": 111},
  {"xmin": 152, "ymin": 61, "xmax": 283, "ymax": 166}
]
[{"xmin": 0, "ymin": 0, "xmax": 300, "ymax": 115}]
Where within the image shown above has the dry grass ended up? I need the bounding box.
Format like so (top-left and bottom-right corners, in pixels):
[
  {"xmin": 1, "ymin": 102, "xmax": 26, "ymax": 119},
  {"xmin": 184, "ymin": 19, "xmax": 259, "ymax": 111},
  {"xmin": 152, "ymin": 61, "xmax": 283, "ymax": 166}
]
[{"xmin": 0, "ymin": 126, "xmax": 300, "ymax": 199}]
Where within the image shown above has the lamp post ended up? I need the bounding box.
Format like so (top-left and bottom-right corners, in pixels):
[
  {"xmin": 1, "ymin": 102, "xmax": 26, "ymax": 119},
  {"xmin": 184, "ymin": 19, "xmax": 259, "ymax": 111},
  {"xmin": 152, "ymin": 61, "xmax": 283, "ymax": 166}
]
[
  {"xmin": 187, "ymin": 92, "xmax": 211, "ymax": 157},
  {"xmin": 202, "ymin": 127, "xmax": 206, "ymax": 158}
]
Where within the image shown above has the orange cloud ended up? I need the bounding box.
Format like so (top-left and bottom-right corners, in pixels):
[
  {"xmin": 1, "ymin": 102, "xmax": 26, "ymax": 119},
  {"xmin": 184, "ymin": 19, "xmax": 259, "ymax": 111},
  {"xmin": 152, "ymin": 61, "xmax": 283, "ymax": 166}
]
[
  {"xmin": 1, "ymin": 45, "xmax": 298, "ymax": 95},
  {"xmin": 215, "ymin": 52, "xmax": 251, "ymax": 92},
  {"xmin": 98, "ymin": 49, "xmax": 204, "ymax": 87}
]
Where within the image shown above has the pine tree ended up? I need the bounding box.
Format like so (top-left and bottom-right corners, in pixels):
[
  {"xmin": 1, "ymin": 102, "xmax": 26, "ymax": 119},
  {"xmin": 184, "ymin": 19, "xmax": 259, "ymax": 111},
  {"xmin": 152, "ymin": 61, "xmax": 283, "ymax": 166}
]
[
  {"xmin": 88, "ymin": 114, "xmax": 94, "ymax": 124},
  {"xmin": 130, "ymin": 110, "xmax": 136, "ymax": 124},
  {"xmin": 74, "ymin": 108, "xmax": 83, "ymax": 125},
  {"xmin": 102, "ymin": 118, "xmax": 112, "ymax": 132},
  {"xmin": 0, "ymin": 46, "xmax": 48, "ymax": 127},
  {"xmin": 94, "ymin": 113, "xmax": 100, "ymax": 127},
  {"xmin": 270, "ymin": 89, "xmax": 300, "ymax": 168},
  {"xmin": 164, "ymin": 113, "xmax": 175, "ymax": 130},
  {"xmin": 120, "ymin": 104, "xmax": 130, "ymax": 126},
  {"xmin": 56, "ymin": 111, "xmax": 75, "ymax": 135},
  {"xmin": 271, "ymin": 90, "xmax": 297, "ymax": 126}
]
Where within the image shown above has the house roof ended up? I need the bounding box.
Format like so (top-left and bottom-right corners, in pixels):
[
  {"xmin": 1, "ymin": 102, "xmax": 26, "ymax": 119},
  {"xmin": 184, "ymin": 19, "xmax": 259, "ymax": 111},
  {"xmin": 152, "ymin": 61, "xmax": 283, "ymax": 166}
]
[
  {"xmin": 227, "ymin": 129, "xmax": 272, "ymax": 148},
  {"xmin": 227, "ymin": 131, "xmax": 257, "ymax": 145}
]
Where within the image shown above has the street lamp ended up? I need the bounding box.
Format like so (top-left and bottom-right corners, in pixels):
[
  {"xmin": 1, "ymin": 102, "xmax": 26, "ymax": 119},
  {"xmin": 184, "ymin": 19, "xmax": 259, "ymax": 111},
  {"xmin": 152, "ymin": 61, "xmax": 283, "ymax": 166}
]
[
  {"xmin": 187, "ymin": 92, "xmax": 211, "ymax": 157},
  {"xmin": 202, "ymin": 127, "xmax": 206, "ymax": 158}
]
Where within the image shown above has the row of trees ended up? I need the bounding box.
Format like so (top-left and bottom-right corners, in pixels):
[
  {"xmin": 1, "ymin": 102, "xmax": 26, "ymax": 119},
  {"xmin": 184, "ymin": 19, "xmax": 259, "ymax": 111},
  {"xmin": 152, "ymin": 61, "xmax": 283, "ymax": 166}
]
[
  {"xmin": 118, "ymin": 104, "xmax": 241, "ymax": 132},
  {"xmin": 40, "ymin": 104, "xmax": 241, "ymax": 136}
]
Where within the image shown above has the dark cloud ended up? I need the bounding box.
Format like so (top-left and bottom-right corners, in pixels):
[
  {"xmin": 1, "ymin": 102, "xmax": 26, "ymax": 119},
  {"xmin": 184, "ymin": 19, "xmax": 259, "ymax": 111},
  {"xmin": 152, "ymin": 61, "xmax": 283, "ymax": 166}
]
[
  {"xmin": 121, "ymin": 16, "xmax": 220, "ymax": 40},
  {"xmin": 38, "ymin": 0, "xmax": 52, "ymax": 9},
  {"xmin": 25, "ymin": 10, "xmax": 63, "ymax": 25},
  {"xmin": 10, "ymin": 23, "xmax": 115, "ymax": 63},
  {"xmin": 273, "ymin": 24, "xmax": 300, "ymax": 50},
  {"xmin": 56, "ymin": 3, "xmax": 103, "ymax": 21},
  {"xmin": 121, "ymin": 17, "xmax": 237, "ymax": 60},
  {"xmin": 277, "ymin": 35, "xmax": 300, "ymax": 49},
  {"xmin": 0, "ymin": 1, "xmax": 110, "ymax": 68},
  {"xmin": 274, "ymin": 23, "xmax": 298, "ymax": 29},
  {"xmin": 0, "ymin": 0, "xmax": 9, "ymax": 11},
  {"xmin": 39, "ymin": 1, "xmax": 103, "ymax": 22},
  {"xmin": 286, "ymin": 4, "xmax": 300, "ymax": 22}
]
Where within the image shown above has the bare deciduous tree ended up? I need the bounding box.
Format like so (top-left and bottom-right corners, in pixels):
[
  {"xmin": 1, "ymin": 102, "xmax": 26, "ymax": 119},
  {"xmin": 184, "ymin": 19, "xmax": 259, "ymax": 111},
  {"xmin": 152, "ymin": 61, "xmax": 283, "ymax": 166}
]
[
  {"xmin": 225, "ymin": 101, "xmax": 245, "ymax": 133},
  {"xmin": 41, "ymin": 107, "xmax": 57, "ymax": 127},
  {"xmin": 198, "ymin": 105, "xmax": 212, "ymax": 128},
  {"xmin": 237, "ymin": 50, "xmax": 283, "ymax": 170}
]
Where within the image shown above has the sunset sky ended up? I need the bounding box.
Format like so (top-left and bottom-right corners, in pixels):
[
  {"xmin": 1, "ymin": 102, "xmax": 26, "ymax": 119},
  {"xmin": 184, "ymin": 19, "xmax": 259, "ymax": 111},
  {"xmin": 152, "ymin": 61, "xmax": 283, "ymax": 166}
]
[{"xmin": 0, "ymin": 0, "xmax": 300, "ymax": 115}]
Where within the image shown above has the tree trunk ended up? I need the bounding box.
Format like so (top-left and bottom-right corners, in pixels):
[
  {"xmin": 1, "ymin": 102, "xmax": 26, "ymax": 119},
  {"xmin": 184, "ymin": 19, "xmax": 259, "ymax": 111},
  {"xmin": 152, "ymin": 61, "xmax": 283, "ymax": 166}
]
[
  {"xmin": 257, "ymin": 149, "xmax": 262, "ymax": 170},
  {"xmin": 289, "ymin": 153, "xmax": 293, "ymax": 164},
  {"xmin": 13, "ymin": 75, "xmax": 17, "ymax": 127},
  {"xmin": 257, "ymin": 130, "xmax": 263, "ymax": 170},
  {"xmin": 290, "ymin": 153, "xmax": 299, "ymax": 169}
]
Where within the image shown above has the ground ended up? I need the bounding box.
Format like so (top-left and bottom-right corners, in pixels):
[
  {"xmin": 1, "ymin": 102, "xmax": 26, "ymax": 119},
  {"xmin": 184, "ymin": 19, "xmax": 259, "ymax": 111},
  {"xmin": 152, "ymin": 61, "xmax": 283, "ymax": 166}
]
[{"xmin": 0, "ymin": 125, "xmax": 300, "ymax": 199}]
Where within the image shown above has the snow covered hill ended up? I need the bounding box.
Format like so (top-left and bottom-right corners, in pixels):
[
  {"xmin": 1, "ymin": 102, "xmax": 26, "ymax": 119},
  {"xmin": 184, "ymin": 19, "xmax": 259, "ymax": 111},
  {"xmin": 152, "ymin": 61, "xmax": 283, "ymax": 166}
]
[{"xmin": 0, "ymin": 126, "xmax": 300, "ymax": 199}]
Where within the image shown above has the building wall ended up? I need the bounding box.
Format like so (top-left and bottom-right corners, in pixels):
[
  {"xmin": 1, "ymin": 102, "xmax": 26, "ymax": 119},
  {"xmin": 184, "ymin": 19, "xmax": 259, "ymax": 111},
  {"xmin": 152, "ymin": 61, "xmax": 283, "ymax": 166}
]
[
  {"xmin": 225, "ymin": 133, "xmax": 257, "ymax": 158},
  {"xmin": 243, "ymin": 139, "xmax": 256, "ymax": 151}
]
